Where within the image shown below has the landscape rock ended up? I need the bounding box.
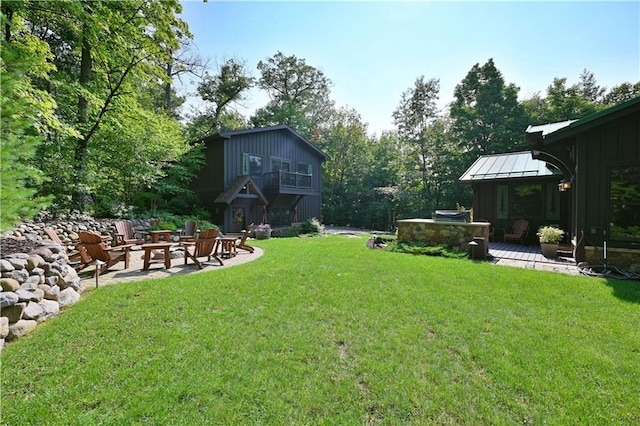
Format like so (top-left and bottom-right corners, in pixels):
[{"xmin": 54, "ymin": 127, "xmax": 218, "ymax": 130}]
[
  {"xmin": 42, "ymin": 284, "xmax": 60, "ymax": 301},
  {"xmin": 27, "ymin": 254, "xmax": 45, "ymax": 271},
  {"xmin": 0, "ymin": 291, "xmax": 19, "ymax": 308},
  {"xmin": 15, "ymin": 288, "xmax": 44, "ymax": 302},
  {"xmin": 7, "ymin": 257, "xmax": 28, "ymax": 270},
  {"xmin": 38, "ymin": 299, "xmax": 60, "ymax": 321},
  {"xmin": 0, "ymin": 259, "xmax": 14, "ymax": 272},
  {"xmin": 2, "ymin": 302, "xmax": 26, "ymax": 322},
  {"xmin": 58, "ymin": 287, "xmax": 80, "ymax": 308},
  {"xmin": 23, "ymin": 275, "xmax": 43, "ymax": 287},
  {"xmin": 0, "ymin": 317, "xmax": 9, "ymax": 339},
  {"xmin": 7, "ymin": 319, "xmax": 38, "ymax": 341},
  {"xmin": 32, "ymin": 246, "xmax": 55, "ymax": 262},
  {"xmin": 10, "ymin": 269, "xmax": 29, "ymax": 283},
  {"xmin": 0, "ymin": 278, "xmax": 20, "ymax": 292},
  {"xmin": 23, "ymin": 301, "xmax": 45, "ymax": 321}
]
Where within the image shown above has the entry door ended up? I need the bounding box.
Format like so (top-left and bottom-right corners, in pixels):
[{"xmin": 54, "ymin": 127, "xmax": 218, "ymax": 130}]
[{"xmin": 232, "ymin": 207, "xmax": 245, "ymax": 233}]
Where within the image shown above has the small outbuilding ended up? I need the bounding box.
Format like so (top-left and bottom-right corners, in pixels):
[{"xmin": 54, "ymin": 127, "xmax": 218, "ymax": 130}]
[{"xmin": 192, "ymin": 125, "xmax": 329, "ymax": 233}]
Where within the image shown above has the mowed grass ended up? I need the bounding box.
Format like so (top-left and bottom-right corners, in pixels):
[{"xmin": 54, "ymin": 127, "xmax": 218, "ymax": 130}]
[{"xmin": 2, "ymin": 235, "xmax": 639, "ymax": 424}]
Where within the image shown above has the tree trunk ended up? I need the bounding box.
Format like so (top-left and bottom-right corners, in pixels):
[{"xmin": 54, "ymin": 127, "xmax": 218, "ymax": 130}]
[
  {"xmin": 73, "ymin": 33, "xmax": 92, "ymax": 210},
  {"xmin": 165, "ymin": 61, "xmax": 172, "ymax": 111}
]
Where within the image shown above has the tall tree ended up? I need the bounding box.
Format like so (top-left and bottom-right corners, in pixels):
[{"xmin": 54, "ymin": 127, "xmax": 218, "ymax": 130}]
[
  {"xmin": 603, "ymin": 81, "xmax": 640, "ymax": 106},
  {"xmin": 393, "ymin": 76, "xmax": 440, "ymax": 212},
  {"xmin": 0, "ymin": 4, "xmax": 76, "ymax": 229},
  {"xmin": 450, "ymin": 58, "xmax": 526, "ymax": 162},
  {"xmin": 14, "ymin": 0, "xmax": 192, "ymax": 213},
  {"xmin": 251, "ymin": 52, "xmax": 334, "ymax": 138},
  {"xmin": 192, "ymin": 58, "xmax": 254, "ymax": 137},
  {"xmin": 318, "ymin": 108, "xmax": 371, "ymax": 226}
]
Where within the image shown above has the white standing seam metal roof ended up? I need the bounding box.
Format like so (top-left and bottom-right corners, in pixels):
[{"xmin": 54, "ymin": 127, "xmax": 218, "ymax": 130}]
[
  {"xmin": 525, "ymin": 120, "xmax": 576, "ymax": 136},
  {"xmin": 459, "ymin": 151, "xmax": 562, "ymax": 182}
]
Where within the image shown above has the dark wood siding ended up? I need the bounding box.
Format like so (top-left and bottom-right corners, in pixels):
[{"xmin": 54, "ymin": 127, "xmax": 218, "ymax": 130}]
[
  {"xmin": 192, "ymin": 139, "xmax": 225, "ymax": 219},
  {"xmin": 576, "ymin": 110, "xmax": 640, "ymax": 253},
  {"xmin": 194, "ymin": 127, "xmax": 327, "ymax": 232},
  {"xmin": 223, "ymin": 129, "xmax": 323, "ymax": 195}
]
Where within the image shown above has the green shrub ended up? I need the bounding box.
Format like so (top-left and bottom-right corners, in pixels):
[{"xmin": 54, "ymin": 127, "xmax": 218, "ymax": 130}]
[
  {"xmin": 301, "ymin": 217, "xmax": 323, "ymax": 234},
  {"xmin": 386, "ymin": 241, "xmax": 468, "ymax": 259}
]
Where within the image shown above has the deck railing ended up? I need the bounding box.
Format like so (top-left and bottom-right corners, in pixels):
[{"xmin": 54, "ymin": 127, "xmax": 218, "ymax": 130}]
[{"xmin": 264, "ymin": 171, "xmax": 312, "ymax": 191}]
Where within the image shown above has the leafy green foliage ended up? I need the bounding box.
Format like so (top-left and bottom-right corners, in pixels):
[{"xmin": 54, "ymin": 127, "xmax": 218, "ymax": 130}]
[
  {"xmin": 387, "ymin": 241, "xmax": 469, "ymax": 259},
  {"xmin": 0, "ymin": 13, "xmax": 68, "ymax": 230},
  {"xmin": 251, "ymin": 51, "xmax": 334, "ymax": 139},
  {"xmin": 451, "ymin": 58, "xmax": 527, "ymax": 163}
]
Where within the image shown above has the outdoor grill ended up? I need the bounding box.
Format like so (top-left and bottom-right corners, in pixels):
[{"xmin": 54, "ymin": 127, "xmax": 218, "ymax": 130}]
[{"xmin": 434, "ymin": 210, "xmax": 470, "ymax": 222}]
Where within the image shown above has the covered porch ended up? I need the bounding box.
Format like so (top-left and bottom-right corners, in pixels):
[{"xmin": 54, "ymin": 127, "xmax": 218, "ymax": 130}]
[{"xmin": 488, "ymin": 241, "xmax": 578, "ymax": 274}]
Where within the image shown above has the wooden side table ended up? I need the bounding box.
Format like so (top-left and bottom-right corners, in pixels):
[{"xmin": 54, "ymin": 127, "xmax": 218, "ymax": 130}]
[
  {"xmin": 216, "ymin": 237, "xmax": 237, "ymax": 259},
  {"xmin": 150, "ymin": 230, "xmax": 173, "ymax": 243},
  {"xmin": 142, "ymin": 243, "xmax": 173, "ymax": 270}
]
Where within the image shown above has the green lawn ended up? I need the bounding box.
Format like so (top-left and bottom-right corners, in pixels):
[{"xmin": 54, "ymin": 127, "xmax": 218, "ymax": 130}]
[{"xmin": 2, "ymin": 235, "xmax": 639, "ymax": 424}]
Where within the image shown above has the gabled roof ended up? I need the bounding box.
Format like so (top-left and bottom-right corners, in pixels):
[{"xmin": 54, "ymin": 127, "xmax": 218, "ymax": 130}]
[
  {"xmin": 459, "ymin": 151, "xmax": 562, "ymax": 182},
  {"xmin": 217, "ymin": 125, "xmax": 330, "ymax": 161},
  {"xmin": 214, "ymin": 175, "xmax": 268, "ymax": 205},
  {"xmin": 529, "ymin": 97, "xmax": 640, "ymax": 144}
]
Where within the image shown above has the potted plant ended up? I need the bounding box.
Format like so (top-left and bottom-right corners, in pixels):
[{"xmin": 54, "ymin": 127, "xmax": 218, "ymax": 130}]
[
  {"xmin": 254, "ymin": 223, "xmax": 272, "ymax": 240},
  {"xmin": 537, "ymin": 225, "xmax": 564, "ymax": 258}
]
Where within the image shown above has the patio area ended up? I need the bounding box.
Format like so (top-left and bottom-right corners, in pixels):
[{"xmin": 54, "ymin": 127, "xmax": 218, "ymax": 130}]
[{"xmin": 488, "ymin": 241, "xmax": 579, "ymax": 275}]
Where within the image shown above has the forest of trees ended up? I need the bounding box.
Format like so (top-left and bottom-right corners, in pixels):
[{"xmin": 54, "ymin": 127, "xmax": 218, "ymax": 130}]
[{"xmin": 2, "ymin": 1, "xmax": 639, "ymax": 231}]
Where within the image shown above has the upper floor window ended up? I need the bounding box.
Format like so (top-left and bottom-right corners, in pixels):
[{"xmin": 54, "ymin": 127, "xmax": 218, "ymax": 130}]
[
  {"xmin": 272, "ymin": 158, "xmax": 290, "ymax": 173},
  {"xmin": 242, "ymin": 153, "xmax": 263, "ymax": 176},
  {"xmin": 297, "ymin": 162, "xmax": 312, "ymax": 188}
]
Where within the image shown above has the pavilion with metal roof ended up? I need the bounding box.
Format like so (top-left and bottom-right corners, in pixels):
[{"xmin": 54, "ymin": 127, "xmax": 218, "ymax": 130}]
[{"xmin": 459, "ymin": 151, "xmax": 562, "ymax": 183}]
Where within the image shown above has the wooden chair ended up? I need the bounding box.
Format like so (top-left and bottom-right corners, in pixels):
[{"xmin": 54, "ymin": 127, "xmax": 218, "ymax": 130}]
[
  {"xmin": 114, "ymin": 220, "xmax": 145, "ymax": 246},
  {"xmin": 179, "ymin": 220, "xmax": 198, "ymax": 242},
  {"xmin": 43, "ymin": 227, "xmax": 91, "ymax": 271},
  {"xmin": 78, "ymin": 232, "xmax": 133, "ymax": 277},
  {"xmin": 181, "ymin": 228, "xmax": 223, "ymax": 269},
  {"xmin": 236, "ymin": 223, "xmax": 255, "ymax": 253},
  {"xmin": 504, "ymin": 219, "xmax": 529, "ymax": 245},
  {"xmin": 475, "ymin": 219, "xmax": 494, "ymax": 242}
]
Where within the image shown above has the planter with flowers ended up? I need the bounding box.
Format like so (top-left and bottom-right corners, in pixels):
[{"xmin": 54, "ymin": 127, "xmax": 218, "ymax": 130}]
[
  {"xmin": 537, "ymin": 225, "xmax": 564, "ymax": 258},
  {"xmin": 254, "ymin": 223, "xmax": 272, "ymax": 240}
]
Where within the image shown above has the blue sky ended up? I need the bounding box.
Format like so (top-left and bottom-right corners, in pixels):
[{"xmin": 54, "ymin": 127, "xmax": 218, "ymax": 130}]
[{"xmin": 178, "ymin": 1, "xmax": 640, "ymax": 135}]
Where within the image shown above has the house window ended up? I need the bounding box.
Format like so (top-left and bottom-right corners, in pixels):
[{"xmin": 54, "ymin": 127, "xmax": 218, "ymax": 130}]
[
  {"xmin": 242, "ymin": 153, "xmax": 263, "ymax": 176},
  {"xmin": 610, "ymin": 165, "xmax": 640, "ymax": 242},
  {"xmin": 511, "ymin": 184, "xmax": 542, "ymax": 219},
  {"xmin": 272, "ymin": 158, "xmax": 295, "ymax": 186},
  {"xmin": 297, "ymin": 162, "xmax": 312, "ymax": 188}
]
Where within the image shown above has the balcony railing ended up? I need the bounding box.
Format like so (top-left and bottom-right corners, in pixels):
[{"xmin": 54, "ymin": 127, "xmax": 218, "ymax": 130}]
[{"xmin": 264, "ymin": 171, "xmax": 312, "ymax": 191}]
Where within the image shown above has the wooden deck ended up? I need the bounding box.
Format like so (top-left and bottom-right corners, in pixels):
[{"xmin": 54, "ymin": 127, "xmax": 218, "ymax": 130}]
[{"xmin": 489, "ymin": 242, "xmax": 575, "ymax": 265}]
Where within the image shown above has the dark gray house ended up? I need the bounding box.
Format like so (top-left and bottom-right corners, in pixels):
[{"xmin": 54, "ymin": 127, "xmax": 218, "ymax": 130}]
[
  {"xmin": 461, "ymin": 97, "xmax": 640, "ymax": 267},
  {"xmin": 527, "ymin": 97, "xmax": 640, "ymax": 267},
  {"xmin": 192, "ymin": 125, "xmax": 329, "ymax": 233}
]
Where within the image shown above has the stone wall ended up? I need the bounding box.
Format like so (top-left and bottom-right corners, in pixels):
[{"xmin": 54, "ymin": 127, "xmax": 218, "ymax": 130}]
[
  {"xmin": 0, "ymin": 217, "xmax": 151, "ymax": 349},
  {"xmin": 397, "ymin": 219, "xmax": 490, "ymax": 252},
  {"xmin": 584, "ymin": 246, "xmax": 640, "ymax": 271}
]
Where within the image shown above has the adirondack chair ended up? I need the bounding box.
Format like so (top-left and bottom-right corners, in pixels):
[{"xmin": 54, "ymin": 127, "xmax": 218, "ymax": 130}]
[
  {"xmin": 114, "ymin": 220, "xmax": 145, "ymax": 246},
  {"xmin": 179, "ymin": 220, "xmax": 198, "ymax": 242},
  {"xmin": 181, "ymin": 228, "xmax": 223, "ymax": 269},
  {"xmin": 78, "ymin": 232, "xmax": 133, "ymax": 277},
  {"xmin": 43, "ymin": 227, "xmax": 91, "ymax": 271},
  {"xmin": 236, "ymin": 223, "xmax": 255, "ymax": 253},
  {"xmin": 504, "ymin": 219, "xmax": 529, "ymax": 245}
]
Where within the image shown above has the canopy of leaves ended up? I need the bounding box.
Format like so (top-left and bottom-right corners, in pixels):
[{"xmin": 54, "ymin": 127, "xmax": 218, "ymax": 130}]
[{"xmin": 251, "ymin": 51, "xmax": 334, "ymax": 139}]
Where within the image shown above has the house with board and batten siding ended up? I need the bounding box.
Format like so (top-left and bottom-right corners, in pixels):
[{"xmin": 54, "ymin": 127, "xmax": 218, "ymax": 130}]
[
  {"xmin": 192, "ymin": 125, "xmax": 329, "ymax": 234},
  {"xmin": 460, "ymin": 97, "xmax": 640, "ymax": 268}
]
